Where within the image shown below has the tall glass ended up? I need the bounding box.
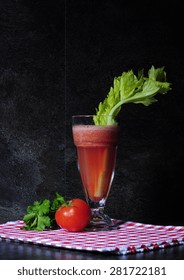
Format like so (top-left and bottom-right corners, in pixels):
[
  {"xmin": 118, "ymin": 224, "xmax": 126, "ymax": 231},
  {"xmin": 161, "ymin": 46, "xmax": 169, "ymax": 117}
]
[{"xmin": 72, "ymin": 115, "xmax": 119, "ymax": 231}]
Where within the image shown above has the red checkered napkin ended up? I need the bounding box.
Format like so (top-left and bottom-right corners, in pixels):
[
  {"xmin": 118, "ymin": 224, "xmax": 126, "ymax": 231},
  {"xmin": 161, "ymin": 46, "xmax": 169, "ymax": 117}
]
[{"xmin": 0, "ymin": 220, "xmax": 184, "ymax": 255}]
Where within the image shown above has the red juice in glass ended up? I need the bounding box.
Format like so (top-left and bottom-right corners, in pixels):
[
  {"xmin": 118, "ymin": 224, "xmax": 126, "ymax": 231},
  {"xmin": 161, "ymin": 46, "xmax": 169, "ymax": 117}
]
[{"xmin": 72, "ymin": 125, "xmax": 119, "ymax": 206}]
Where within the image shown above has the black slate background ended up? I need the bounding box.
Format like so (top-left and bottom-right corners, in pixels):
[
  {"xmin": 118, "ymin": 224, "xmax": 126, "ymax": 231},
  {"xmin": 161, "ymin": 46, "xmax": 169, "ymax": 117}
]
[{"xmin": 0, "ymin": 0, "xmax": 184, "ymax": 226}]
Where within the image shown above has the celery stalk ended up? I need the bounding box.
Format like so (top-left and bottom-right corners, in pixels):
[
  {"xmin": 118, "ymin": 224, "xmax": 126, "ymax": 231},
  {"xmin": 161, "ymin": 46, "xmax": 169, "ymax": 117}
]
[{"xmin": 94, "ymin": 148, "xmax": 111, "ymax": 198}]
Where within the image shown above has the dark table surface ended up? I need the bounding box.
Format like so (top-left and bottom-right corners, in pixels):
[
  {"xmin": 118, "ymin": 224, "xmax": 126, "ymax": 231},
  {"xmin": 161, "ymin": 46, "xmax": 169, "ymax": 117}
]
[{"xmin": 0, "ymin": 239, "xmax": 184, "ymax": 260}]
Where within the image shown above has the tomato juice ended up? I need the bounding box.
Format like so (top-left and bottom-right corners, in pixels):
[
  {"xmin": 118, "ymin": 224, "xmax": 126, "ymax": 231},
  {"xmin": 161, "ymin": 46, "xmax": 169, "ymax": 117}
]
[{"xmin": 72, "ymin": 125, "xmax": 119, "ymax": 205}]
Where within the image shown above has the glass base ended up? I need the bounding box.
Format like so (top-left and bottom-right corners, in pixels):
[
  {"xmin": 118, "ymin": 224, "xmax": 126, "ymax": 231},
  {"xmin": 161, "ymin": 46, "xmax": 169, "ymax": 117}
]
[{"xmin": 85, "ymin": 208, "xmax": 123, "ymax": 231}]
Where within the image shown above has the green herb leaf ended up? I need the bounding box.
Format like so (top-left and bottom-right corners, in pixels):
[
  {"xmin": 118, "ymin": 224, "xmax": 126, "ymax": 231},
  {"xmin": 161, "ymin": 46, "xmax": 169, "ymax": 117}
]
[
  {"xmin": 22, "ymin": 193, "xmax": 67, "ymax": 231},
  {"xmin": 93, "ymin": 65, "xmax": 172, "ymax": 125},
  {"xmin": 49, "ymin": 192, "xmax": 68, "ymax": 228},
  {"xmin": 50, "ymin": 192, "xmax": 66, "ymax": 213},
  {"xmin": 22, "ymin": 199, "xmax": 51, "ymax": 231}
]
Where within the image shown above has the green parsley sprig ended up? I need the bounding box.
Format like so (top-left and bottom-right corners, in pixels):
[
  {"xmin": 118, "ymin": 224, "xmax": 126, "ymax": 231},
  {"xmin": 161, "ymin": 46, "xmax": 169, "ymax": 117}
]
[{"xmin": 22, "ymin": 192, "xmax": 67, "ymax": 231}]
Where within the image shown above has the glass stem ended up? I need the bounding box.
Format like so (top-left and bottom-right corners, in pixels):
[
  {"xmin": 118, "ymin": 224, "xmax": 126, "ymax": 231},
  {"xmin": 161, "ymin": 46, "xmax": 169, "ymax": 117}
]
[{"xmin": 91, "ymin": 207, "xmax": 114, "ymax": 226}]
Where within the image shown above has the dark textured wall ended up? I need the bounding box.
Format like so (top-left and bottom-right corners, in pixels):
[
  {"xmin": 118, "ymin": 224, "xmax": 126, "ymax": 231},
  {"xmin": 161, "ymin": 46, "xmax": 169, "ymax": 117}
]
[{"xmin": 0, "ymin": 0, "xmax": 184, "ymax": 226}]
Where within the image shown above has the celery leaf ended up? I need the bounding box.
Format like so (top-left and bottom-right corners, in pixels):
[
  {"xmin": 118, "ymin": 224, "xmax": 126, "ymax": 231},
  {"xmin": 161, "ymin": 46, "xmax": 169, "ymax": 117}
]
[{"xmin": 93, "ymin": 65, "xmax": 172, "ymax": 125}]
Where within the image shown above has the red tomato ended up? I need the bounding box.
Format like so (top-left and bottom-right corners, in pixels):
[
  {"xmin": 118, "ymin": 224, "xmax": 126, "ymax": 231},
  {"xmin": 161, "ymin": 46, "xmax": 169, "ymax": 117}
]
[{"xmin": 55, "ymin": 198, "xmax": 91, "ymax": 232}]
